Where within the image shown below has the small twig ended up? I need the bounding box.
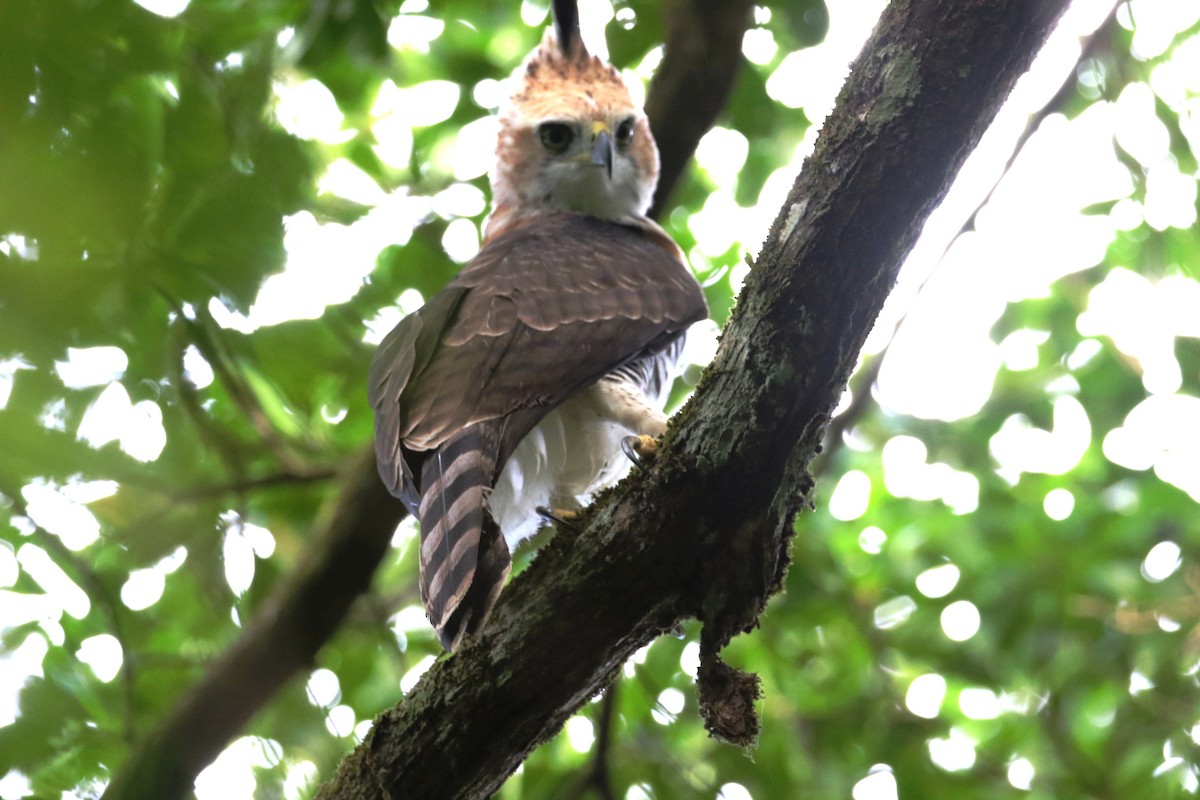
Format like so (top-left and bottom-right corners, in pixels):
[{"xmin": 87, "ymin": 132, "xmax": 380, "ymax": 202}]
[
  {"xmin": 587, "ymin": 681, "xmax": 618, "ymax": 800},
  {"xmin": 816, "ymin": 352, "xmax": 883, "ymax": 478},
  {"xmin": 164, "ymin": 316, "xmax": 254, "ymax": 481},
  {"xmin": 345, "ymin": 583, "xmax": 423, "ymax": 631},
  {"xmin": 817, "ymin": 0, "xmax": 1124, "ymax": 476},
  {"xmin": 181, "ymin": 302, "xmax": 314, "ymax": 473},
  {"xmin": 929, "ymin": 3, "xmax": 1123, "ymax": 269},
  {"xmin": 114, "ymin": 462, "xmax": 337, "ymax": 536},
  {"xmin": 564, "ymin": 679, "xmax": 617, "ymax": 800}
]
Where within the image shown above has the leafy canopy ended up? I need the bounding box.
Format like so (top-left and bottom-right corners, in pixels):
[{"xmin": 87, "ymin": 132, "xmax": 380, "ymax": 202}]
[{"xmin": 1, "ymin": 0, "xmax": 1200, "ymax": 798}]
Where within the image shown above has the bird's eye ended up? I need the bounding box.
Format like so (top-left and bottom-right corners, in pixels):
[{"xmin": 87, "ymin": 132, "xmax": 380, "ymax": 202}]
[
  {"xmin": 615, "ymin": 118, "xmax": 635, "ymax": 147},
  {"xmin": 538, "ymin": 122, "xmax": 574, "ymax": 153}
]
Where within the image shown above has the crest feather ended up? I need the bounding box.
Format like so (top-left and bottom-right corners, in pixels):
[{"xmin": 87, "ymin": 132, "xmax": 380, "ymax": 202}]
[{"xmin": 552, "ymin": 0, "xmax": 582, "ymax": 58}]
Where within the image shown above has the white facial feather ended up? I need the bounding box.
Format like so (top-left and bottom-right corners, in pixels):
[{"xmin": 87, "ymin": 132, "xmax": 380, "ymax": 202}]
[{"xmin": 538, "ymin": 145, "xmax": 651, "ymax": 219}]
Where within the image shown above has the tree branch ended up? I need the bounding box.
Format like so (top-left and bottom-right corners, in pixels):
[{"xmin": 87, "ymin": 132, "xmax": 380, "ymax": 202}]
[
  {"xmin": 315, "ymin": 1, "xmax": 1071, "ymax": 797},
  {"xmin": 101, "ymin": 447, "xmax": 403, "ymax": 800},
  {"xmin": 100, "ymin": 3, "xmax": 747, "ymax": 797},
  {"xmin": 567, "ymin": 682, "xmax": 618, "ymax": 800},
  {"xmin": 646, "ymin": 0, "xmax": 756, "ymax": 217}
]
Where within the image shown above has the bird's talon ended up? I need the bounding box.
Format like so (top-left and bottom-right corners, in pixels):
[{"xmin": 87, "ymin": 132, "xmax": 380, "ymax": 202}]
[
  {"xmin": 536, "ymin": 506, "xmax": 579, "ymax": 527},
  {"xmin": 620, "ymin": 434, "xmax": 659, "ymax": 469}
]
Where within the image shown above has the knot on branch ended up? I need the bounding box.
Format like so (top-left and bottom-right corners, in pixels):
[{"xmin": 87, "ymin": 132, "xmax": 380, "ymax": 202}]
[
  {"xmin": 697, "ymin": 644, "xmax": 762, "ymax": 747},
  {"xmin": 689, "ymin": 510, "xmax": 786, "ymax": 748}
]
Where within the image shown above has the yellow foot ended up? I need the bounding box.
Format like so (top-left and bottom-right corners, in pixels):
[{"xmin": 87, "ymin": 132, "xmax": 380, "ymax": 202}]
[
  {"xmin": 620, "ymin": 434, "xmax": 658, "ymax": 468},
  {"xmin": 536, "ymin": 506, "xmax": 580, "ymax": 527}
]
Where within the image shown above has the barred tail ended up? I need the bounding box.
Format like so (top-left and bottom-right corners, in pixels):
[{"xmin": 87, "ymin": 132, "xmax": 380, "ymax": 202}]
[{"xmin": 418, "ymin": 427, "xmax": 511, "ymax": 651}]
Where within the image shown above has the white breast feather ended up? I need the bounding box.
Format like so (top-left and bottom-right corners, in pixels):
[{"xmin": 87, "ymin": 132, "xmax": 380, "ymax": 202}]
[{"xmin": 488, "ymin": 375, "xmax": 670, "ymax": 549}]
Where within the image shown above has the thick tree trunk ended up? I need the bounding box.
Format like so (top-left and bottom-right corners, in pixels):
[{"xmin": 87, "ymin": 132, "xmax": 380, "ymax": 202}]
[{"xmin": 316, "ymin": 0, "xmax": 1070, "ymax": 798}]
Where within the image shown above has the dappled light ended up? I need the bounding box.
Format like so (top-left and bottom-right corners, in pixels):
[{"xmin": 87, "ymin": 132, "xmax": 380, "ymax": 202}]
[
  {"xmin": 323, "ymin": 705, "xmax": 357, "ymax": 738},
  {"xmin": 881, "ymin": 435, "xmax": 980, "ymax": 513},
  {"xmin": 194, "ymin": 737, "xmax": 283, "ymax": 800},
  {"xmin": 2, "ymin": 0, "xmax": 1200, "ymax": 797},
  {"xmin": 989, "ymin": 395, "xmax": 1092, "ymax": 483},
  {"xmin": 76, "ymin": 634, "xmax": 123, "ymax": 683},
  {"xmin": 1043, "ymin": 487, "xmax": 1076, "ymax": 520},
  {"xmin": 858, "ymin": 525, "xmax": 887, "ymax": 555},
  {"xmin": 20, "ymin": 481, "xmax": 107, "ymax": 551},
  {"xmin": 54, "ymin": 347, "xmax": 128, "ymax": 390},
  {"xmin": 1009, "ymin": 756, "xmax": 1040, "ymax": 790},
  {"xmin": 958, "ymin": 688, "xmax": 1001, "ymax": 720},
  {"xmin": 1142, "ymin": 540, "xmax": 1183, "ymax": 582},
  {"xmin": 1103, "ymin": 393, "xmax": 1200, "ymax": 500},
  {"xmin": 442, "ymin": 218, "xmax": 481, "ymax": 263},
  {"xmin": 77, "ymin": 383, "xmax": 167, "ymax": 462},
  {"xmin": 16, "ymin": 544, "xmax": 88, "ymax": 620},
  {"xmin": 716, "ymin": 782, "xmax": 753, "ymax": 800},
  {"xmin": 873, "ymin": 595, "xmax": 917, "ymax": 630},
  {"xmin": 400, "ymin": 655, "xmax": 436, "ymax": 694},
  {"xmin": 240, "ymin": 198, "xmax": 430, "ymax": 329},
  {"xmin": 650, "ymin": 687, "xmax": 686, "ymax": 726},
  {"xmin": 565, "ymin": 716, "xmax": 595, "ymax": 753},
  {"xmin": 927, "ymin": 728, "xmax": 977, "ymax": 772},
  {"xmin": 906, "ymin": 673, "xmax": 947, "ymax": 719},
  {"xmin": 940, "ymin": 600, "xmax": 981, "ymax": 642},
  {"xmin": 828, "ymin": 469, "xmax": 871, "ymax": 521},
  {"xmin": 915, "ymin": 563, "xmax": 960, "ymax": 599},
  {"xmin": 119, "ymin": 547, "xmax": 186, "ymax": 611},
  {"xmin": 133, "ymin": 0, "xmax": 190, "ymax": 18},
  {"xmin": 851, "ymin": 767, "xmax": 898, "ymax": 800},
  {"xmin": 273, "ymin": 77, "xmax": 353, "ymax": 144}
]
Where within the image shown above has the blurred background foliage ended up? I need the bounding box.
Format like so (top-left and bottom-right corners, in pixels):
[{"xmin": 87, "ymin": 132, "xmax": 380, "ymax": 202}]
[{"xmin": 1, "ymin": 0, "xmax": 1199, "ymax": 798}]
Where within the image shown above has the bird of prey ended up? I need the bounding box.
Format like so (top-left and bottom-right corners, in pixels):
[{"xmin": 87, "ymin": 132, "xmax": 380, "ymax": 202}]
[{"xmin": 369, "ymin": 0, "xmax": 707, "ymax": 650}]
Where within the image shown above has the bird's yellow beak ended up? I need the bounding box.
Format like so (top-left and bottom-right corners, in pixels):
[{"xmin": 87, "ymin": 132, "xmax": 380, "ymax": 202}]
[{"xmin": 590, "ymin": 121, "xmax": 615, "ymax": 179}]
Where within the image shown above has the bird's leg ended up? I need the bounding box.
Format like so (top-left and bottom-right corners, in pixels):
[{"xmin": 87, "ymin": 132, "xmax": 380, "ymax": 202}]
[
  {"xmin": 592, "ymin": 377, "xmax": 669, "ymax": 470},
  {"xmin": 536, "ymin": 505, "xmax": 580, "ymax": 527}
]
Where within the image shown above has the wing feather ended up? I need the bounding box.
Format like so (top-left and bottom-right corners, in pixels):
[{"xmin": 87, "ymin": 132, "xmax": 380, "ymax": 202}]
[
  {"xmin": 371, "ymin": 211, "xmax": 707, "ymax": 495},
  {"xmin": 369, "ymin": 288, "xmax": 469, "ymax": 508}
]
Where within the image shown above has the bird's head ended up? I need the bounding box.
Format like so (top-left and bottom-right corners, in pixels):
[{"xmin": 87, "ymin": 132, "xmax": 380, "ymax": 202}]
[{"xmin": 487, "ymin": 15, "xmax": 659, "ymax": 237}]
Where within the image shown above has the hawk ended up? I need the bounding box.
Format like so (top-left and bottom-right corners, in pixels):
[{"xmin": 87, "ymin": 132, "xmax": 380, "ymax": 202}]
[{"xmin": 369, "ymin": 0, "xmax": 707, "ymax": 650}]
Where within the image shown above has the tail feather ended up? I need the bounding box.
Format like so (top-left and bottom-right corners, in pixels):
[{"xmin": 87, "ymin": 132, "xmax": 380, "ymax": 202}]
[
  {"xmin": 436, "ymin": 516, "xmax": 510, "ymax": 651},
  {"xmin": 418, "ymin": 427, "xmax": 511, "ymax": 650}
]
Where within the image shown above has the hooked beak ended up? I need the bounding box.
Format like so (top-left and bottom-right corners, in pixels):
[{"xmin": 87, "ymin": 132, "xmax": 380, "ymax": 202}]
[{"xmin": 590, "ymin": 126, "xmax": 615, "ymax": 179}]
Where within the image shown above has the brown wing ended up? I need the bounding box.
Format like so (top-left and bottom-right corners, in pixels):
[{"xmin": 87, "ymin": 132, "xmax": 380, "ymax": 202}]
[
  {"xmin": 369, "ymin": 286, "xmax": 467, "ymax": 512},
  {"xmin": 370, "ymin": 211, "xmax": 707, "ymax": 498}
]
